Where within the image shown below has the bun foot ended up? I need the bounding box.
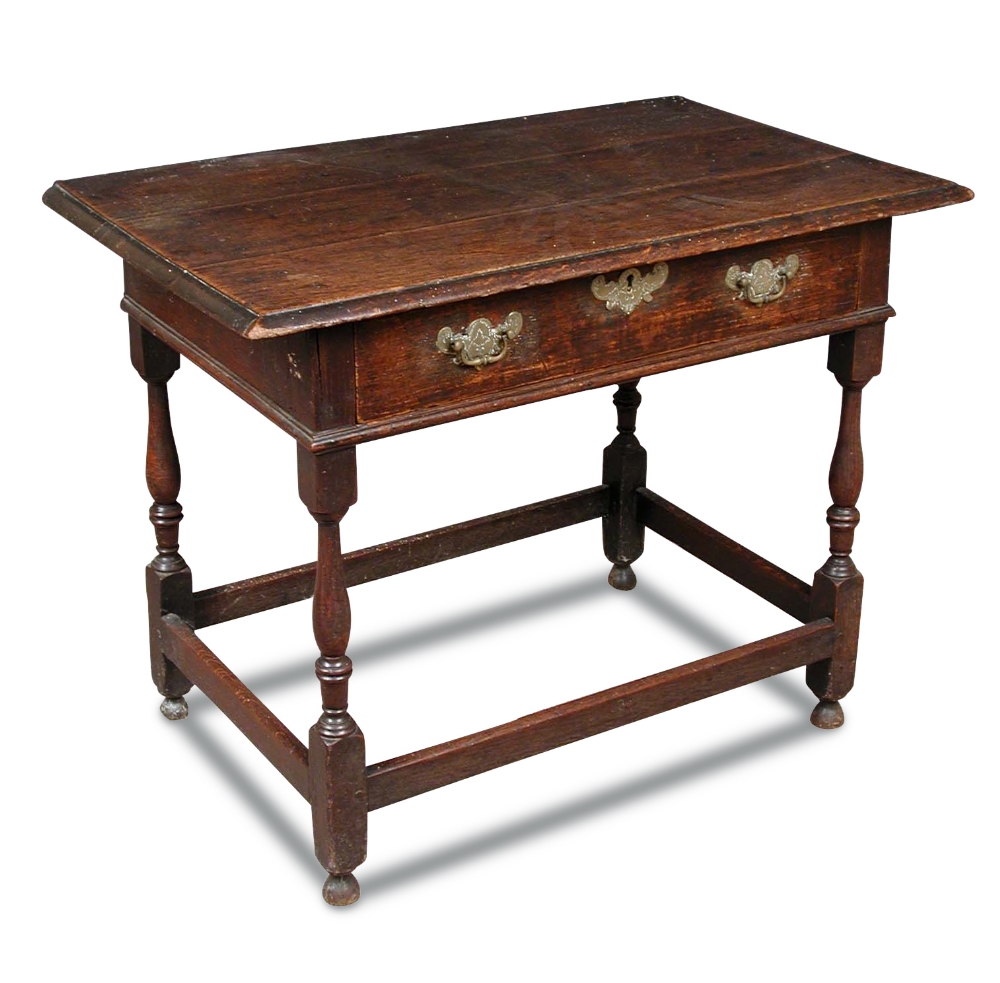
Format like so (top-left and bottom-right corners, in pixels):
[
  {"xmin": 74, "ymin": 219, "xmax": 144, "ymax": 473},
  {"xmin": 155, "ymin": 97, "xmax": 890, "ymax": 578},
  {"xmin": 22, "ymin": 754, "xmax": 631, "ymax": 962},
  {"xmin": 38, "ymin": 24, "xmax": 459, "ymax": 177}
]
[
  {"xmin": 159, "ymin": 696, "xmax": 189, "ymax": 720},
  {"xmin": 322, "ymin": 872, "xmax": 361, "ymax": 906},
  {"xmin": 810, "ymin": 699, "xmax": 845, "ymax": 729},
  {"xmin": 608, "ymin": 562, "xmax": 637, "ymax": 591}
]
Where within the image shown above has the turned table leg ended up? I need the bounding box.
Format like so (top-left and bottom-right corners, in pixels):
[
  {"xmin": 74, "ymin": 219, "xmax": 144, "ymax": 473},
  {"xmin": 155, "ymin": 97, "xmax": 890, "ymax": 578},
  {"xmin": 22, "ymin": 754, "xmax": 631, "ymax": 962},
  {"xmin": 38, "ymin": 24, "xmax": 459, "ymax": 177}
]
[
  {"xmin": 298, "ymin": 445, "xmax": 367, "ymax": 905},
  {"xmin": 808, "ymin": 325, "xmax": 885, "ymax": 728},
  {"xmin": 603, "ymin": 380, "xmax": 647, "ymax": 590},
  {"xmin": 130, "ymin": 321, "xmax": 193, "ymax": 720}
]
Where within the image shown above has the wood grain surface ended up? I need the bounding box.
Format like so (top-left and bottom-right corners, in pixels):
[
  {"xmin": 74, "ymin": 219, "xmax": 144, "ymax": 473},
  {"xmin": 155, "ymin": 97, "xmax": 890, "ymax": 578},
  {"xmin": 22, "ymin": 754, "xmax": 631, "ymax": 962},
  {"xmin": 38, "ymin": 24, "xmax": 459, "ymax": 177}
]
[{"xmin": 44, "ymin": 96, "xmax": 971, "ymax": 337}]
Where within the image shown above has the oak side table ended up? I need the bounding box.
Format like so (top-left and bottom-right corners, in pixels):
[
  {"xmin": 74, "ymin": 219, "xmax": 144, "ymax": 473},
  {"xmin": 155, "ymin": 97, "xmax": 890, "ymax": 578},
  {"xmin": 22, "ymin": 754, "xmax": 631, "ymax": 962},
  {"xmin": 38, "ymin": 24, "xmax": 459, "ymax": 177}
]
[{"xmin": 44, "ymin": 97, "xmax": 972, "ymax": 905}]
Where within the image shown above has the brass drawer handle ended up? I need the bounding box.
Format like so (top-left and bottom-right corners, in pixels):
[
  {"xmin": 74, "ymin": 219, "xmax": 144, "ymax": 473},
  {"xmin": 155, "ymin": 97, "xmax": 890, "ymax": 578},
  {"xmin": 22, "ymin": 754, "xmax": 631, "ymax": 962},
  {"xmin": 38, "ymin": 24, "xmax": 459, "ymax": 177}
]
[
  {"xmin": 436, "ymin": 312, "xmax": 523, "ymax": 368},
  {"xmin": 725, "ymin": 254, "xmax": 800, "ymax": 305},
  {"xmin": 591, "ymin": 262, "xmax": 669, "ymax": 315}
]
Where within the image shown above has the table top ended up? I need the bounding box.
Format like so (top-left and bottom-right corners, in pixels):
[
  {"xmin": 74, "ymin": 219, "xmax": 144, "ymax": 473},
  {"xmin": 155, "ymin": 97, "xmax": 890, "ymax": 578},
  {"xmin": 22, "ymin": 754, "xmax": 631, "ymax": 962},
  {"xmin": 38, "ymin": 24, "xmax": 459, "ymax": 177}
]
[{"xmin": 44, "ymin": 96, "xmax": 971, "ymax": 339}]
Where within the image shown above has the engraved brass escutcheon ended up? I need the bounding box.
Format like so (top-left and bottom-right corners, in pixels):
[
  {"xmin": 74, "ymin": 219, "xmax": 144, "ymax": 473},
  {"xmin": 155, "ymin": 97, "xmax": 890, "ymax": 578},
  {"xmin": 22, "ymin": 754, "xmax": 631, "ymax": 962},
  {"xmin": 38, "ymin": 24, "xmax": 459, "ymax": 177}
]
[
  {"xmin": 725, "ymin": 254, "xmax": 800, "ymax": 306},
  {"xmin": 436, "ymin": 311, "xmax": 523, "ymax": 368},
  {"xmin": 591, "ymin": 262, "xmax": 669, "ymax": 315}
]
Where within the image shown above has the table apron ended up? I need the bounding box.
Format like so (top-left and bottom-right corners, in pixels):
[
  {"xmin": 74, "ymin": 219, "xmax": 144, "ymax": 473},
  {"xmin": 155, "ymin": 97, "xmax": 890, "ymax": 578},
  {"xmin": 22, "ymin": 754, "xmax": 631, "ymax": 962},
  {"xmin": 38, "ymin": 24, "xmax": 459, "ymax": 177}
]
[{"xmin": 120, "ymin": 221, "xmax": 894, "ymax": 452}]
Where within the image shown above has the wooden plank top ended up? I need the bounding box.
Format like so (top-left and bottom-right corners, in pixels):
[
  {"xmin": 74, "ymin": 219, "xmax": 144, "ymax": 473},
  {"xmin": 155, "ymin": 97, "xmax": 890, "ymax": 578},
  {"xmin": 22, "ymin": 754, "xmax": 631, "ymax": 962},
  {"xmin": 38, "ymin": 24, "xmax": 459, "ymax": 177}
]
[{"xmin": 44, "ymin": 96, "xmax": 972, "ymax": 339}]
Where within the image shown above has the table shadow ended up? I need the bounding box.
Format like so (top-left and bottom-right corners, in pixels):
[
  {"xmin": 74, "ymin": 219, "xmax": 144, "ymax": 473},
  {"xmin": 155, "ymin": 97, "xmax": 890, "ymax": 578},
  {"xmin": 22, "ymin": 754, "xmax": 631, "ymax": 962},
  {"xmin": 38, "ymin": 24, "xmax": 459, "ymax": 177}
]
[
  {"xmin": 361, "ymin": 717, "xmax": 817, "ymax": 897},
  {"xmin": 176, "ymin": 574, "xmax": 820, "ymax": 897}
]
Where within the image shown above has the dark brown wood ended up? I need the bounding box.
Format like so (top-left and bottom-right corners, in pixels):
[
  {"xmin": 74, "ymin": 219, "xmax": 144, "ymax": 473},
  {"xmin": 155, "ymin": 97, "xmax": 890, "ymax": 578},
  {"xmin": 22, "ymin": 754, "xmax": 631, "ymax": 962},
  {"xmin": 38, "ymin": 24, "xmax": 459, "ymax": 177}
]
[
  {"xmin": 122, "ymin": 294, "xmax": 309, "ymax": 446},
  {"xmin": 159, "ymin": 615, "xmax": 309, "ymax": 797},
  {"xmin": 122, "ymin": 223, "xmax": 891, "ymax": 453},
  {"xmin": 603, "ymin": 382, "xmax": 646, "ymax": 590},
  {"xmin": 125, "ymin": 266, "xmax": 355, "ymax": 434},
  {"xmin": 42, "ymin": 99, "xmax": 974, "ymax": 907},
  {"xmin": 324, "ymin": 303, "xmax": 894, "ymax": 451},
  {"xmin": 130, "ymin": 321, "xmax": 192, "ymax": 715},
  {"xmin": 43, "ymin": 98, "xmax": 970, "ymax": 337},
  {"xmin": 354, "ymin": 226, "xmax": 866, "ymax": 425},
  {"xmin": 127, "ymin": 263, "xmax": 894, "ymax": 453},
  {"xmin": 807, "ymin": 324, "xmax": 886, "ymax": 724},
  {"xmin": 367, "ymin": 619, "xmax": 834, "ymax": 811},
  {"xmin": 106, "ymin": 123, "xmax": 848, "ymax": 270},
  {"xmin": 193, "ymin": 560, "xmax": 317, "ymax": 629},
  {"xmin": 856, "ymin": 219, "xmax": 892, "ymax": 309},
  {"xmin": 43, "ymin": 100, "xmax": 753, "ymax": 220},
  {"xmin": 344, "ymin": 485, "xmax": 609, "ymax": 588},
  {"xmin": 144, "ymin": 565, "xmax": 193, "ymax": 718},
  {"xmin": 637, "ymin": 488, "xmax": 813, "ymax": 622},
  {"xmin": 298, "ymin": 446, "xmax": 366, "ymax": 904},
  {"xmin": 130, "ymin": 321, "xmax": 185, "ymax": 574},
  {"xmin": 144, "ymin": 380, "xmax": 184, "ymax": 571},
  {"xmin": 191, "ymin": 485, "xmax": 610, "ymax": 628}
]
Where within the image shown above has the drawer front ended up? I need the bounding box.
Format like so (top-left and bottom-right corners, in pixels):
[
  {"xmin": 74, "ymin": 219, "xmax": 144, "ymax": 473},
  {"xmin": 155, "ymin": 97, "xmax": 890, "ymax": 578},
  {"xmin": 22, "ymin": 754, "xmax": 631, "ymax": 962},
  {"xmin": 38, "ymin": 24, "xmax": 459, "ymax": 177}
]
[{"xmin": 355, "ymin": 226, "xmax": 867, "ymax": 424}]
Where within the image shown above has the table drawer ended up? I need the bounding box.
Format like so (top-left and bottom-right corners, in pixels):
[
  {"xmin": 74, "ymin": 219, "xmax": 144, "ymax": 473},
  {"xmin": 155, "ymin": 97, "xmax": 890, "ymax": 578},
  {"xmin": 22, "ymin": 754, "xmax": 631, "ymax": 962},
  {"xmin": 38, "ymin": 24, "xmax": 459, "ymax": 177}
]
[{"xmin": 355, "ymin": 226, "xmax": 867, "ymax": 424}]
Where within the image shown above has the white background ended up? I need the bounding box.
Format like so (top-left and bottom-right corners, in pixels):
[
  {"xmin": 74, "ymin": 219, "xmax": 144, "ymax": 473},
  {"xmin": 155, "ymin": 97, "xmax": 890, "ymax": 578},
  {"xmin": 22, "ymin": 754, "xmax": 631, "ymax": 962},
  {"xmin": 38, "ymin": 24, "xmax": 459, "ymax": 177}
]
[{"xmin": 3, "ymin": 2, "xmax": 996, "ymax": 980}]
